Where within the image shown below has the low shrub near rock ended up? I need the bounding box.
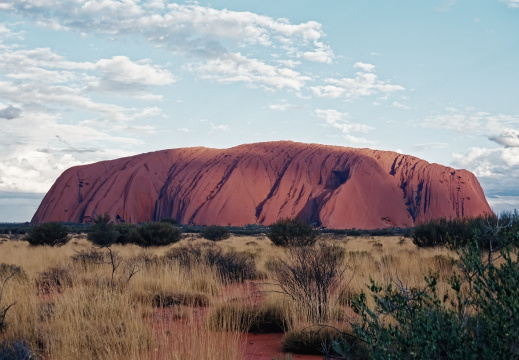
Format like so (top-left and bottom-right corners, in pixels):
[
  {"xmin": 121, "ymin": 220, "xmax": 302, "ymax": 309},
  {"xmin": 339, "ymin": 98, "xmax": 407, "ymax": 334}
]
[
  {"xmin": 26, "ymin": 222, "xmax": 69, "ymax": 246},
  {"xmin": 267, "ymin": 218, "xmax": 317, "ymax": 247},
  {"xmin": 201, "ymin": 225, "xmax": 230, "ymax": 241},
  {"xmin": 129, "ymin": 222, "xmax": 182, "ymax": 247},
  {"xmin": 87, "ymin": 214, "xmax": 118, "ymax": 246}
]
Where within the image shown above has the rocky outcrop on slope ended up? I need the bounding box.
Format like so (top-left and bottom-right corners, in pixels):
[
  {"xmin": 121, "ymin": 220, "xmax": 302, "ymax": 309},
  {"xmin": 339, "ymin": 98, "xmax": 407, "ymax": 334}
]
[{"xmin": 32, "ymin": 141, "xmax": 492, "ymax": 229}]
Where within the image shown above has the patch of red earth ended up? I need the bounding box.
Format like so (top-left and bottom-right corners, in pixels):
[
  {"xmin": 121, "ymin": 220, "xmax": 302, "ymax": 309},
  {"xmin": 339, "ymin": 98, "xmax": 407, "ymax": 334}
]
[{"xmin": 219, "ymin": 280, "xmax": 263, "ymax": 305}]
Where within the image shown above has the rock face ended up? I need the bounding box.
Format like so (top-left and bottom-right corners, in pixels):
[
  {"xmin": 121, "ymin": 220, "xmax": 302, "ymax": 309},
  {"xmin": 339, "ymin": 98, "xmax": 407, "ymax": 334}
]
[{"xmin": 32, "ymin": 141, "xmax": 492, "ymax": 229}]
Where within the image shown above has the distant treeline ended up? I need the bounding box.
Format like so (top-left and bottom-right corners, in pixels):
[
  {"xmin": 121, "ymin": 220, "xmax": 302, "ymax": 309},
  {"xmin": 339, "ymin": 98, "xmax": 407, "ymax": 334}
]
[{"xmin": 0, "ymin": 221, "xmax": 410, "ymax": 237}]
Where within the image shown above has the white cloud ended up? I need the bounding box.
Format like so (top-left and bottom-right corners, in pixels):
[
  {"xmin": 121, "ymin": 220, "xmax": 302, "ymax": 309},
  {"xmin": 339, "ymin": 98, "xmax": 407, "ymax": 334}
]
[
  {"xmin": 489, "ymin": 128, "xmax": 519, "ymax": 147},
  {"xmin": 420, "ymin": 107, "xmax": 519, "ymax": 135},
  {"xmin": 452, "ymin": 146, "xmax": 519, "ymax": 200},
  {"xmin": 411, "ymin": 142, "xmax": 448, "ymax": 152},
  {"xmin": 0, "ymin": 25, "xmax": 169, "ymax": 194},
  {"xmin": 192, "ymin": 52, "xmax": 310, "ymax": 91},
  {"xmin": 354, "ymin": 62, "xmax": 375, "ymax": 72},
  {"xmin": 392, "ymin": 101, "xmax": 410, "ymax": 110},
  {"xmin": 94, "ymin": 56, "xmax": 175, "ymax": 87},
  {"xmin": 2, "ymin": 1, "xmax": 333, "ymax": 93},
  {"xmin": 209, "ymin": 122, "xmax": 229, "ymax": 131},
  {"xmin": 315, "ymin": 109, "xmax": 374, "ymax": 134},
  {"xmin": 311, "ymin": 63, "xmax": 404, "ymax": 99},
  {"xmin": 301, "ymin": 41, "xmax": 334, "ymax": 64},
  {"xmin": 501, "ymin": 0, "xmax": 519, "ymax": 8},
  {"xmin": 486, "ymin": 195, "xmax": 519, "ymax": 213},
  {"xmin": 268, "ymin": 100, "xmax": 298, "ymax": 112}
]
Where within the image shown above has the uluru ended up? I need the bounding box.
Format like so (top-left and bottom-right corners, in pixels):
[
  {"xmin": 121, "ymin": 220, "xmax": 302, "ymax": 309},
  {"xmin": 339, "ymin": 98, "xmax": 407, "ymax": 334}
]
[{"xmin": 32, "ymin": 141, "xmax": 491, "ymax": 229}]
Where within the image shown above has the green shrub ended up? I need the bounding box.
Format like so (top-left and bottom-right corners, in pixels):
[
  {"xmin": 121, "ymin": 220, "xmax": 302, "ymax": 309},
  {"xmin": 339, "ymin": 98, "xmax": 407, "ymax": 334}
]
[
  {"xmin": 267, "ymin": 218, "xmax": 318, "ymax": 247},
  {"xmin": 200, "ymin": 225, "xmax": 230, "ymax": 241},
  {"xmin": 338, "ymin": 238, "xmax": 519, "ymax": 360},
  {"xmin": 413, "ymin": 212, "xmax": 519, "ymax": 251},
  {"xmin": 87, "ymin": 214, "xmax": 119, "ymax": 246},
  {"xmin": 26, "ymin": 222, "xmax": 69, "ymax": 246},
  {"xmin": 113, "ymin": 223, "xmax": 137, "ymax": 244},
  {"xmin": 129, "ymin": 222, "xmax": 182, "ymax": 247}
]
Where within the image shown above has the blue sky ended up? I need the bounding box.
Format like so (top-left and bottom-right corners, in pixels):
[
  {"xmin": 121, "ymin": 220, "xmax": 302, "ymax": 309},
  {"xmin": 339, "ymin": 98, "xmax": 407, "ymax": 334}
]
[{"xmin": 1, "ymin": 0, "xmax": 519, "ymax": 222}]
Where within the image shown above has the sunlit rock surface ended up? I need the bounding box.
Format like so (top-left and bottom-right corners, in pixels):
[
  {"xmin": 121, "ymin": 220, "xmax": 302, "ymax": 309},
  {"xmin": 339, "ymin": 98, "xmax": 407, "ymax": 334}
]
[{"xmin": 32, "ymin": 141, "xmax": 492, "ymax": 229}]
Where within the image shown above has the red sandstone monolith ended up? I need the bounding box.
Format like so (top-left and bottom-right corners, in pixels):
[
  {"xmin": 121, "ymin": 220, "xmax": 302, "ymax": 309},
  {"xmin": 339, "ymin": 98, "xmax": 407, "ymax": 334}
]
[{"xmin": 32, "ymin": 141, "xmax": 492, "ymax": 229}]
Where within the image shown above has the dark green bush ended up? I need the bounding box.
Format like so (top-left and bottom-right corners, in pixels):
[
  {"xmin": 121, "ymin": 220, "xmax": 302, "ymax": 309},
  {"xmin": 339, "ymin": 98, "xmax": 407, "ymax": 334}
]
[
  {"xmin": 329, "ymin": 238, "xmax": 519, "ymax": 360},
  {"xmin": 129, "ymin": 222, "xmax": 182, "ymax": 247},
  {"xmin": 26, "ymin": 222, "xmax": 69, "ymax": 246},
  {"xmin": 267, "ymin": 218, "xmax": 318, "ymax": 247},
  {"xmin": 200, "ymin": 225, "xmax": 230, "ymax": 241},
  {"xmin": 87, "ymin": 214, "xmax": 119, "ymax": 246},
  {"xmin": 413, "ymin": 212, "xmax": 519, "ymax": 250},
  {"xmin": 113, "ymin": 223, "xmax": 137, "ymax": 244}
]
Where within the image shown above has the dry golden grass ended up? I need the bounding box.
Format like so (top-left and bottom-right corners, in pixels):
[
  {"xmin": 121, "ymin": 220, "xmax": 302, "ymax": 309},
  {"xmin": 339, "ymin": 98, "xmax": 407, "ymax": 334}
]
[{"xmin": 0, "ymin": 233, "xmax": 461, "ymax": 359}]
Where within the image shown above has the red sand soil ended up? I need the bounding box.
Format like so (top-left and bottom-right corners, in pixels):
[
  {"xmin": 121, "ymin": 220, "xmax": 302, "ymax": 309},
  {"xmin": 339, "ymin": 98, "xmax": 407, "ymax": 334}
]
[
  {"xmin": 147, "ymin": 280, "xmax": 330, "ymax": 359},
  {"xmin": 32, "ymin": 141, "xmax": 491, "ymax": 229}
]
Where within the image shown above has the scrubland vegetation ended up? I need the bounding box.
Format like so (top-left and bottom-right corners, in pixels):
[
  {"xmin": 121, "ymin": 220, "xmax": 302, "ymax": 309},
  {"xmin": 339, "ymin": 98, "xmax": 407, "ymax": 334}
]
[{"xmin": 0, "ymin": 213, "xmax": 517, "ymax": 359}]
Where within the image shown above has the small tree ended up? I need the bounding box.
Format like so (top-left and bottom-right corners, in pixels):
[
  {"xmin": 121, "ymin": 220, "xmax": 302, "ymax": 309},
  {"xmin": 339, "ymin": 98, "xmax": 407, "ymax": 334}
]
[
  {"xmin": 88, "ymin": 213, "xmax": 119, "ymax": 246},
  {"xmin": 201, "ymin": 225, "xmax": 230, "ymax": 241},
  {"xmin": 268, "ymin": 218, "xmax": 318, "ymax": 247},
  {"xmin": 26, "ymin": 222, "xmax": 69, "ymax": 246},
  {"xmin": 129, "ymin": 222, "xmax": 182, "ymax": 247}
]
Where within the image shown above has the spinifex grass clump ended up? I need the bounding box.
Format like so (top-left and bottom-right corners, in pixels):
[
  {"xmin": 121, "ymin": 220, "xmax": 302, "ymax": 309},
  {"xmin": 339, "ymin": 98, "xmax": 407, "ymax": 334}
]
[
  {"xmin": 166, "ymin": 243, "xmax": 258, "ymax": 283},
  {"xmin": 35, "ymin": 284, "xmax": 154, "ymax": 359},
  {"xmin": 269, "ymin": 243, "xmax": 346, "ymax": 323},
  {"xmin": 207, "ymin": 302, "xmax": 293, "ymax": 333}
]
